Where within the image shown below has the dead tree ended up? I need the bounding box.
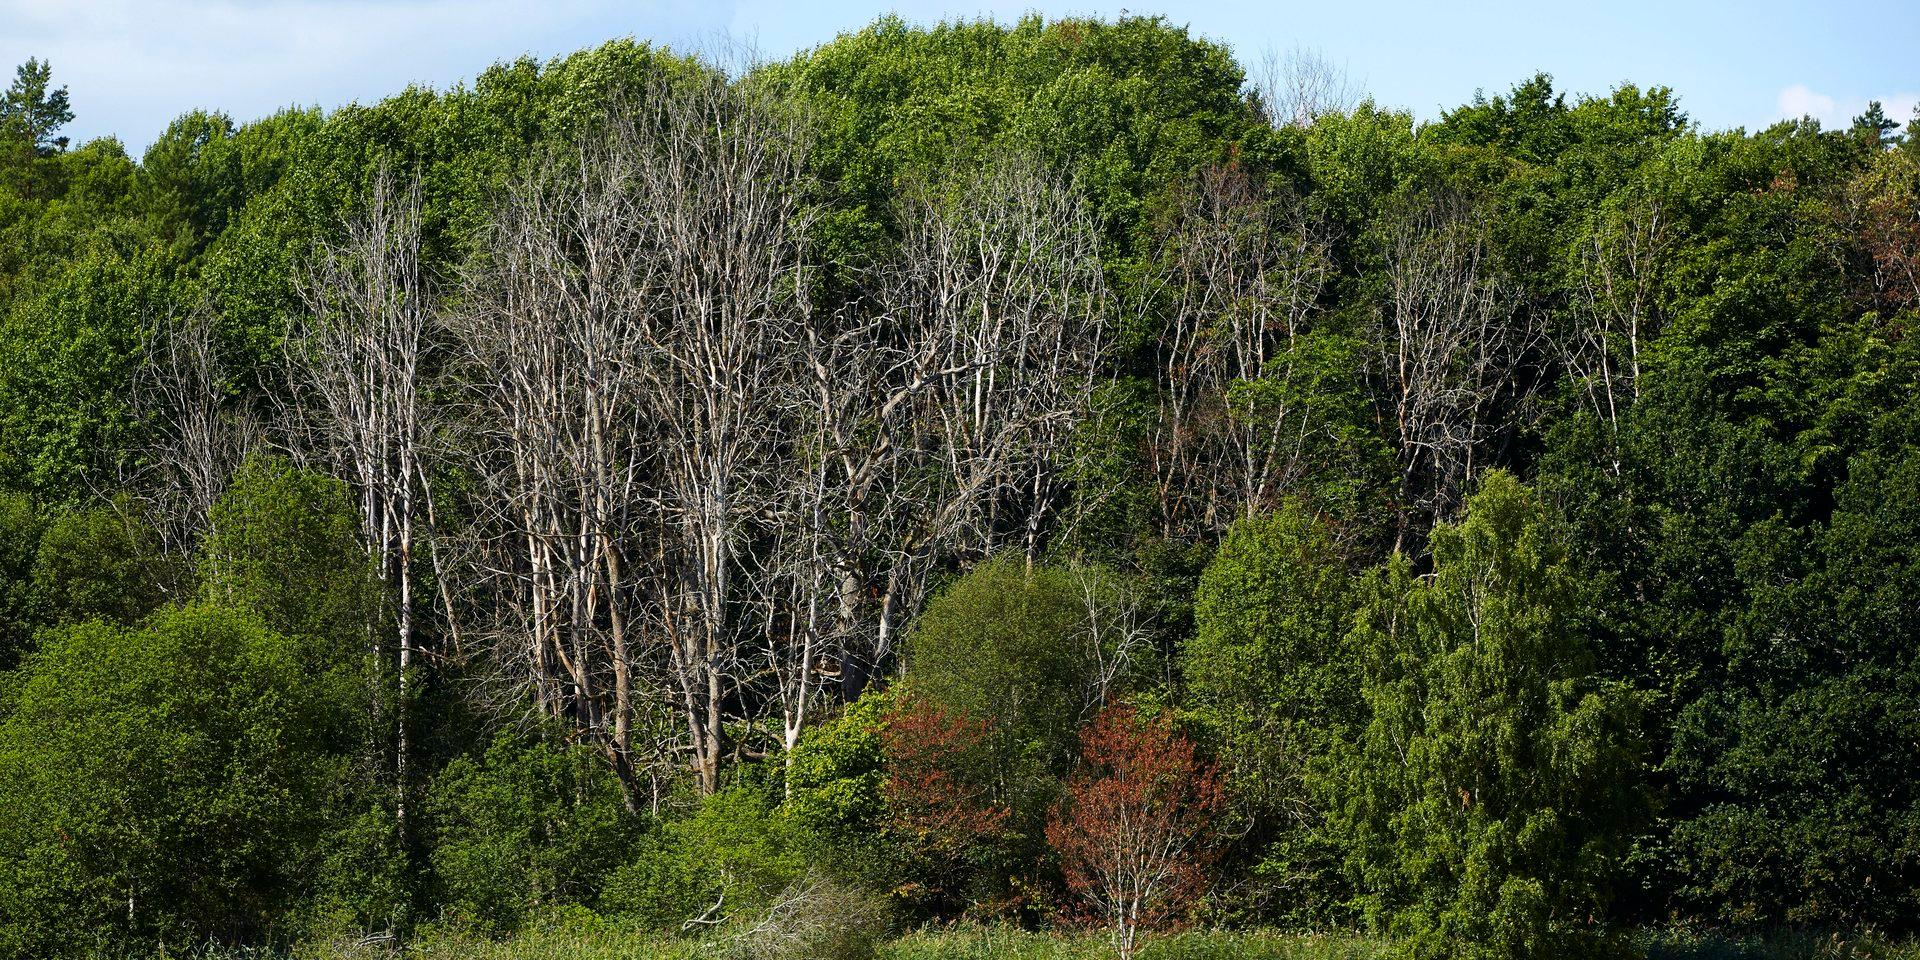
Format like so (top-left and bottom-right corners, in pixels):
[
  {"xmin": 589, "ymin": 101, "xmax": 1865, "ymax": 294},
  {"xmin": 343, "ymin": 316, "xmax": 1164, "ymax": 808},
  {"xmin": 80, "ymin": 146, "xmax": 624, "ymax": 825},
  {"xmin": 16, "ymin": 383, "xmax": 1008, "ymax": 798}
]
[
  {"xmin": 455, "ymin": 72, "xmax": 812, "ymax": 798},
  {"xmin": 453, "ymin": 122, "xmax": 658, "ymax": 803},
  {"xmin": 619, "ymin": 74, "xmax": 813, "ymax": 795},
  {"xmin": 1375, "ymin": 191, "xmax": 1533, "ymax": 550},
  {"xmin": 1255, "ymin": 45, "xmax": 1361, "ymax": 129},
  {"xmin": 803, "ymin": 153, "xmax": 1107, "ymax": 700},
  {"xmin": 1145, "ymin": 164, "xmax": 1334, "ymax": 540},
  {"xmin": 291, "ymin": 168, "xmax": 436, "ymax": 827},
  {"xmin": 129, "ymin": 301, "xmax": 260, "ymax": 555},
  {"xmin": 1557, "ymin": 186, "xmax": 1673, "ymax": 474}
]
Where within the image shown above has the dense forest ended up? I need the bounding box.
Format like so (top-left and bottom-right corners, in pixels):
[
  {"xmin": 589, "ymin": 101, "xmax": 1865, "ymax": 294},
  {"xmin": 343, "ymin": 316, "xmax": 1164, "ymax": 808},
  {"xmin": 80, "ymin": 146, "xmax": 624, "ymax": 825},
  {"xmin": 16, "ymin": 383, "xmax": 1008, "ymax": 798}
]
[{"xmin": 1, "ymin": 15, "xmax": 1918, "ymax": 960}]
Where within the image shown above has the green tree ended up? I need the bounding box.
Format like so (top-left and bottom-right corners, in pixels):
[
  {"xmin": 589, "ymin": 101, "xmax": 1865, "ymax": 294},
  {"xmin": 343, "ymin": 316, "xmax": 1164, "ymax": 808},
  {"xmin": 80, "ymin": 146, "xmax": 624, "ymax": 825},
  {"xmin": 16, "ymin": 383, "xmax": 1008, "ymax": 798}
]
[
  {"xmin": 0, "ymin": 59, "xmax": 73, "ymax": 155},
  {"xmin": 30, "ymin": 501, "xmax": 171, "ymax": 628},
  {"xmin": 906, "ymin": 556, "xmax": 1098, "ymax": 794},
  {"xmin": 0, "ymin": 605, "xmax": 347, "ymax": 958},
  {"xmin": 0, "ymin": 491, "xmax": 43, "ymax": 668},
  {"xmin": 423, "ymin": 727, "xmax": 639, "ymax": 933},
  {"xmin": 0, "ymin": 252, "xmax": 172, "ymax": 501},
  {"xmin": 1185, "ymin": 502, "xmax": 1359, "ymax": 922},
  {"xmin": 1335, "ymin": 472, "xmax": 1646, "ymax": 960},
  {"xmin": 200, "ymin": 453, "xmax": 381, "ymax": 661}
]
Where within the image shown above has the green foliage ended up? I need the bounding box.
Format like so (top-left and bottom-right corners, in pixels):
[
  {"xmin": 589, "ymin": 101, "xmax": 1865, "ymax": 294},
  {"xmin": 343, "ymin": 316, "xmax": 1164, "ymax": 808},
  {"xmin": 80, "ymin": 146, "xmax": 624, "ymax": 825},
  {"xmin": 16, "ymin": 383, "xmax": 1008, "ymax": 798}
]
[
  {"xmin": 1334, "ymin": 473, "xmax": 1646, "ymax": 960},
  {"xmin": 31, "ymin": 500, "xmax": 171, "ymax": 628},
  {"xmin": 1185, "ymin": 503, "xmax": 1358, "ymax": 923},
  {"xmin": 0, "ymin": 604, "xmax": 348, "ymax": 958},
  {"xmin": 201, "ymin": 453, "xmax": 382, "ymax": 661},
  {"xmin": 907, "ymin": 556, "xmax": 1096, "ymax": 801},
  {"xmin": 0, "ymin": 250, "xmax": 174, "ymax": 500},
  {"xmin": 600, "ymin": 787, "xmax": 809, "ymax": 930},
  {"xmin": 1, "ymin": 16, "xmax": 1918, "ymax": 951},
  {"xmin": 0, "ymin": 491, "xmax": 44, "ymax": 667},
  {"xmin": 424, "ymin": 728, "xmax": 640, "ymax": 933},
  {"xmin": 782, "ymin": 690, "xmax": 895, "ymax": 871}
]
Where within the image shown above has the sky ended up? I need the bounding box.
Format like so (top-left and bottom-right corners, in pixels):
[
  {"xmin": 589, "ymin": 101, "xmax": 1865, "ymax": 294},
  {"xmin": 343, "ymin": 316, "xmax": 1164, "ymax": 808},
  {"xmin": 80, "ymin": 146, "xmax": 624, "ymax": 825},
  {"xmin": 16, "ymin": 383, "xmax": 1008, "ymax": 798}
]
[{"xmin": 2, "ymin": 0, "xmax": 1916, "ymax": 155}]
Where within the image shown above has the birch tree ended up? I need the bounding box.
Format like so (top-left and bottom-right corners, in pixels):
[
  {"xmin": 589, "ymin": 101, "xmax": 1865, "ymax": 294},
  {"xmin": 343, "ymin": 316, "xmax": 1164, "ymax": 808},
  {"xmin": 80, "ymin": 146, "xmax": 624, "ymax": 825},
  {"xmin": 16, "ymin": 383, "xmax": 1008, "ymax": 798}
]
[
  {"xmin": 291, "ymin": 168, "xmax": 436, "ymax": 826},
  {"xmin": 1146, "ymin": 164, "xmax": 1335, "ymax": 540},
  {"xmin": 1375, "ymin": 191, "xmax": 1534, "ymax": 549}
]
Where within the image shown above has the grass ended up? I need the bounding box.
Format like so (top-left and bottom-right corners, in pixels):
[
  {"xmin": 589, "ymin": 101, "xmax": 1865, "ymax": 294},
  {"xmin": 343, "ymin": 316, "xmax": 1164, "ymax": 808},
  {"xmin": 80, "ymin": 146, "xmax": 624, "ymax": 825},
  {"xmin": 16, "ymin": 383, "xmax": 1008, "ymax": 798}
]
[
  {"xmin": 149, "ymin": 926, "xmax": 1920, "ymax": 960},
  {"xmin": 1637, "ymin": 929, "xmax": 1920, "ymax": 960},
  {"xmin": 878, "ymin": 927, "xmax": 1391, "ymax": 960}
]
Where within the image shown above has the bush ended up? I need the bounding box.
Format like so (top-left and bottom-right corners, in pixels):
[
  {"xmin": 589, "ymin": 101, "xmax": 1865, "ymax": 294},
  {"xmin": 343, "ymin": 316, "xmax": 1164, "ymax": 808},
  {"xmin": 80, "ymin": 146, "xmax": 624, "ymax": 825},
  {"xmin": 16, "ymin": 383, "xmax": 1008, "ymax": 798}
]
[
  {"xmin": 31, "ymin": 499, "xmax": 171, "ymax": 628},
  {"xmin": 721, "ymin": 870, "xmax": 891, "ymax": 960},
  {"xmin": 906, "ymin": 555, "xmax": 1097, "ymax": 782},
  {"xmin": 424, "ymin": 728, "xmax": 641, "ymax": 933},
  {"xmin": 600, "ymin": 786, "xmax": 808, "ymax": 931},
  {"xmin": 0, "ymin": 604, "xmax": 348, "ymax": 958}
]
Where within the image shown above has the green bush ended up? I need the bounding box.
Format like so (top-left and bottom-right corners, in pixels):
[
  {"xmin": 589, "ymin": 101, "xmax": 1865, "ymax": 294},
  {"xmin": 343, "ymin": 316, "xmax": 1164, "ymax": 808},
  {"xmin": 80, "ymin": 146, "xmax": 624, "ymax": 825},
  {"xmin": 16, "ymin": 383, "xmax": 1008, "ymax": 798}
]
[
  {"xmin": 31, "ymin": 499, "xmax": 171, "ymax": 628},
  {"xmin": 782, "ymin": 690, "xmax": 900, "ymax": 888},
  {"xmin": 600, "ymin": 786, "xmax": 809, "ymax": 931},
  {"xmin": 423, "ymin": 728, "xmax": 641, "ymax": 933},
  {"xmin": 906, "ymin": 556, "xmax": 1097, "ymax": 807},
  {"xmin": 0, "ymin": 604, "xmax": 348, "ymax": 958},
  {"xmin": 1184, "ymin": 503, "xmax": 1360, "ymax": 923}
]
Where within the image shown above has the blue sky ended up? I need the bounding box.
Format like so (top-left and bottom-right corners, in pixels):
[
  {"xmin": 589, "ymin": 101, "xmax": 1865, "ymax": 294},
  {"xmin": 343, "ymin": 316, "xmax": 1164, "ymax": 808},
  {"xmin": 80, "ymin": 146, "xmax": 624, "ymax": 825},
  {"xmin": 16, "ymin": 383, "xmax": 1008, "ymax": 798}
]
[{"xmin": 3, "ymin": 0, "xmax": 1915, "ymax": 155}]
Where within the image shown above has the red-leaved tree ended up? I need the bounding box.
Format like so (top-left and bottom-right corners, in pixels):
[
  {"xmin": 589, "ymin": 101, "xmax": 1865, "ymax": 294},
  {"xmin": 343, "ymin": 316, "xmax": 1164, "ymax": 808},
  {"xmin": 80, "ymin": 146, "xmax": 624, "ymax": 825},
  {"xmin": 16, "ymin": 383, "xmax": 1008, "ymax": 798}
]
[
  {"xmin": 881, "ymin": 694, "xmax": 1010, "ymax": 915},
  {"xmin": 1046, "ymin": 703, "xmax": 1225, "ymax": 959}
]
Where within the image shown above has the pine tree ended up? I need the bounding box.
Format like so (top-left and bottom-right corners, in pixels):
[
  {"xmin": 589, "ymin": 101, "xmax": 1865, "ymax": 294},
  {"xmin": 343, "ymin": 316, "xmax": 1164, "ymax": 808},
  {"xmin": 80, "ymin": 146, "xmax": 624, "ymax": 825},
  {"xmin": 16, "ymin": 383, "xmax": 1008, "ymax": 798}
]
[{"xmin": 1, "ymin": 58, "xmax": 74, "ymax": 155}]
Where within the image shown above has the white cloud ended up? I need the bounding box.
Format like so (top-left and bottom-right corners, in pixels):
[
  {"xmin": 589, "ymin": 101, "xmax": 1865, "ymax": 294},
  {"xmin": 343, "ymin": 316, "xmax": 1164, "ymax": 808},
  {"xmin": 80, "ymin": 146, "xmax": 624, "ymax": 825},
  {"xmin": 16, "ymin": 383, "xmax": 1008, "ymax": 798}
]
[{"xmin": 1775, "ymin": 83, "xmax": 1918, "ymax": 131}]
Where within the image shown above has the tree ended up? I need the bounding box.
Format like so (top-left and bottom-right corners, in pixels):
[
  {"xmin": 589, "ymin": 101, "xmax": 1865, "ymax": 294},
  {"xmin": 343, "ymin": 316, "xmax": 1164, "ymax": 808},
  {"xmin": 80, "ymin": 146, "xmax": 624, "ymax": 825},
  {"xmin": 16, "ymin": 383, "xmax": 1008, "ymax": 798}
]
[
  {"xmin": 453, "ymin": 64, "xmax": 812, "ymax": 799},
  {"xmin": 1142, "ymin": 163, "xmax": 1345, "ymax": 539},
  {"xmin": 1184, "ymin": 503, "xmax": 1358, "ymax": 921},
  {"xmin": 0, "ymin": 252, "xmax": 171, "ymax": 502},
  {"xmin": 1334, "ymin": 472, "xmax": 1645, "ymax": 960},
  {"xmin": 1047, "ymin": 703, "xmax": 1224, "ymax": 960},
  {"xmin": 1851, "ymin": 100, "xmax": 1902, "ymax": 148},
  {"xmin": 0, "ymin": 59, "xmax": 73, "ymax": 155},
  {"xmin": 879, "ymin": 692, "xmax": 1012, "ymax": 917},
  {"xmin": 423, "ymin": 727, "xmax": 639, "ymax": 933},
  {"xmin": 200, "ymin": 453, "xmax": 382, "ymax": 662},
  {"xmin": 0, "ymin": 605, "xmax": 346, "ymax": 959},
  {"xmin": 293, "ymin": 167, "xmax": 439, "ymax": 830},
  {"xmin": 0, "ymin": 492, "xmax": 44, "ymax": 669},
  {"xmin": 1373, "ymin": 191, "xmax": 1535, "ymax": 551},
  {"xmin": 905, "ymin": 556, "xmax": 1099, "ymax": 790},
  {"xmin": 806, "ymin": 150, "xmax": 1108, "ymax": 703},
  {"xmin": 30, "ymin": 501, "xmax": 171, "ymax": 628}
]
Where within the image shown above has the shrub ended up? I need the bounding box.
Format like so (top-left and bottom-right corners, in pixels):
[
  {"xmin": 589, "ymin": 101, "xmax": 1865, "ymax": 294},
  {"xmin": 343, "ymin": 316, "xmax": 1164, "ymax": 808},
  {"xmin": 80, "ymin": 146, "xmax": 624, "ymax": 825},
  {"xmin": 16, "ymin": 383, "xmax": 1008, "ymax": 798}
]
[
  {"xmin": 424, "ymin": 728, "xmax": 640, "ymax": 933},
  {"xmin": 0, "ymin": 604, "xmax": 347, "ymax": 958},
  {"xmin": 721, "ymin": 869, "xmax": 891, "ymax": 960},
  {"xmin": 1048, "ymin": 704, "xmax": 1224, "ymax": 959},
  {"xmin": 600, "ymin": 786, "xmax": 808, "ymax": 932}
]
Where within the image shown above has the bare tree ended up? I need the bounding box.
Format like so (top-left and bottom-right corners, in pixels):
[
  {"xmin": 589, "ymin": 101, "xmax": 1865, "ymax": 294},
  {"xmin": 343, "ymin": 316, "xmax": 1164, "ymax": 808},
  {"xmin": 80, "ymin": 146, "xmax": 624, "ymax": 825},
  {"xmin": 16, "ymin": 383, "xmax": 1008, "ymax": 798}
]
[
  {"xmin": 454, "ymin": 70, "xmax": 813, "ymax": 798},
  {"xmin": 129, "ymin": 301, "xmax": 261, "ymax": 554},
  {"xmin": 453, "ymin": 120, "xmax": 660, "ymax": 804},
  {"xmin": 291, "ymin": 168, "xmax": 436, "ymax": 827},
  {"xmin": 622, "ymin": 74, "xmax": 814, "ymax": 795},
  {"xmin": 799, "ymin": 153, "xmax": 1108, "ymax": 701},
  {"xmin": 1554, "ymin": 184, "xmax": 1675, "ymax": 479},
  {"xmin": 1375, "ymin": 191, "xmax": 1535, "ymax": 549},
  {"xmin": 1255, "ymin": 45, "xmax": 1361, "ymax": 129},
  {"xmin": 1143, "ymin": 164, "xmax": 1335, "ymax": 540}
]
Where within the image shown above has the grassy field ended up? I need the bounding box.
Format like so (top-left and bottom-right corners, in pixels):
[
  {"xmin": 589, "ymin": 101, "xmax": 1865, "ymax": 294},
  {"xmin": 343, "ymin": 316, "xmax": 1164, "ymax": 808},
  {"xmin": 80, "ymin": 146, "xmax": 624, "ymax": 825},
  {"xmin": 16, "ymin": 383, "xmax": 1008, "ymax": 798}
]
[{"xmin": 151, "ymin": 926, "xmax": 1920, "ymax": 960}]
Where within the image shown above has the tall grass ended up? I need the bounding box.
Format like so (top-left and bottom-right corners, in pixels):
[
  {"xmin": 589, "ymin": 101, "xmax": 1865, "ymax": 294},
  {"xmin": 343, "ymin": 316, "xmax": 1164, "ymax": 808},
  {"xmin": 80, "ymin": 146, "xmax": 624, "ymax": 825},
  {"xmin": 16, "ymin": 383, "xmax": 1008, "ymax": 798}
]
[{"xmin": 148, "ymin": 926, "xmax": 1920, "ymax": 960}]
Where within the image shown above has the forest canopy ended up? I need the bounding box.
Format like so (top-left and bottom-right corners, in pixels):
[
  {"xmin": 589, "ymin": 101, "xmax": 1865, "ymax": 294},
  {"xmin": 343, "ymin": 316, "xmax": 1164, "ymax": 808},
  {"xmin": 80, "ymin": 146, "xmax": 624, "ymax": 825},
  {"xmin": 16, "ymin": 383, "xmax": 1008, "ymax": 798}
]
[{"xmin": 1, "ymin": 16, "xmax": 1918, "ymax": 960}]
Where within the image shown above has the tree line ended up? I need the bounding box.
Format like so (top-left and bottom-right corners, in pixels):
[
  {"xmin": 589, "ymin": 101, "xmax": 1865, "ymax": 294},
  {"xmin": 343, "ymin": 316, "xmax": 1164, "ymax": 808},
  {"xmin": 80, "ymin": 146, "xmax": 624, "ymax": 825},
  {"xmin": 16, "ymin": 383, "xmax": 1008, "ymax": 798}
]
[{"xmin": 0, "ymin": 16, "xmax": 1917, "ymax": 959}]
